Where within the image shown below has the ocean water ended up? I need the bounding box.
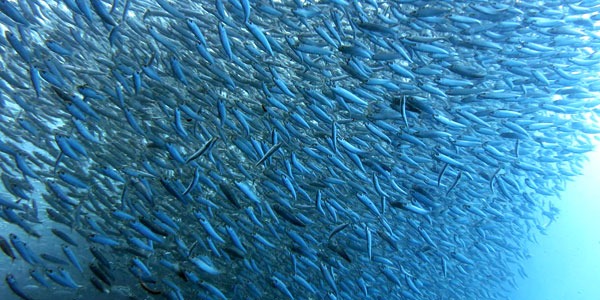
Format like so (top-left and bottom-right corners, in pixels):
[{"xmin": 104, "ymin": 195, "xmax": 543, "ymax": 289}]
[
  {"xmin": 1, "ymin": 1, "xmax": 600, "ymax": 300},
  {"xmin": 511, "ymin": 149, "xmax": 600, "ymax": 300}
]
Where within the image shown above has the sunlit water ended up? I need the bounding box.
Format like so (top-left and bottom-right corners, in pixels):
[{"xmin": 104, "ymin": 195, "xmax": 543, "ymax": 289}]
[{"xmin": 511, "ymin": 148, "xmax": 600, "ymax": 300}]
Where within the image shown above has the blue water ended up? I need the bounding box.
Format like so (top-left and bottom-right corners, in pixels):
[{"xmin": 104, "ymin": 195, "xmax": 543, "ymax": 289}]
[{"xmin": 512, "ymin": 150, "xmax": 600, "ymax": 300}]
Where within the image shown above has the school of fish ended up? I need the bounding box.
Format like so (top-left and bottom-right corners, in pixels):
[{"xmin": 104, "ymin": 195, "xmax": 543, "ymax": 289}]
[{"xmin": 1, "ymin": 0, "xmax": 600, "ymax": 299}]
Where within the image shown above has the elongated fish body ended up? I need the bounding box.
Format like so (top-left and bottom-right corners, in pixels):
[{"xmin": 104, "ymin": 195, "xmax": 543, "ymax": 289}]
[{"xmin": 6, "ymin": 274, "xmax": 33, "ymax": 300}]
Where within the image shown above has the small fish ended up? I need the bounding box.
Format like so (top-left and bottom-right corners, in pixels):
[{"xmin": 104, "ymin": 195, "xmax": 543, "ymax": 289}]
[
  {"xmin": 0, "ymin": 235, "xmax": 16, "ymax": 261},
  {"xmin": 0, "ymin": 1, "xmax": 596, "ymax": 300},
  {"xmin": 6, "ymin": 274, "xmax": 33, "ymax": 300},
  {"xmin": 255, "ymin": 142, "xmax": 282, "ymax": 167},
  {"xmin": 186, "ymin": 137, "xmax": 219, "ymax": 164}
]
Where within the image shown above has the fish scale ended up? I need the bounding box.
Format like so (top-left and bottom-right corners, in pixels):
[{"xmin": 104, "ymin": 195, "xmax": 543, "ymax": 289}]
[{"xmin": 0, "ymin": 0, "xmax": 597, "ymax": 299}]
